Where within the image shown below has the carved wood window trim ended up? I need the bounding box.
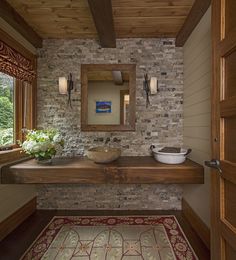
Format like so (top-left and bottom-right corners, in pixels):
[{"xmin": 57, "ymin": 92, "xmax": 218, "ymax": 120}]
[{"xmin": 0, "ymin": 41, "xmax": 36, "ymax": 83}]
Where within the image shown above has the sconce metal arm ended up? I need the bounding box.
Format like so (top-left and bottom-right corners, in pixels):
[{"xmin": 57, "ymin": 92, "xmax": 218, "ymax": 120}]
[
  {"xmin": 143, "ymin": 73, "xmax": 150, "ymax": 108},
  {"xmin": 67, "ymin": 73, "xmax": 74, "ymax": 108}
]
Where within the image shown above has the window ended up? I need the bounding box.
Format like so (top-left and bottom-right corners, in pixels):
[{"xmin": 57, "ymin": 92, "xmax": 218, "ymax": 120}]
[
  {"xmin": 0, "ymin": 31, "xmax": 37, "ymax": 152},
  {"xmin": 0, "ymin": 72, "xmax": 15, "ymax": 146},
  {"xmin": 0, "ymin": 76, "xmax": 35, "ymax": 150}
]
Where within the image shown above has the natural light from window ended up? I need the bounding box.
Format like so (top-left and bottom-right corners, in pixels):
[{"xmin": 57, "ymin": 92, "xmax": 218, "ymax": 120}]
[{"xmin": 0, "ymin": 72, "xmax": 14, "ymax": 147}]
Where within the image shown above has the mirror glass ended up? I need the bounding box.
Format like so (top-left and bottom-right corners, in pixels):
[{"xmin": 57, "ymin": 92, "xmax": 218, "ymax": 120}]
[
  {"xmin": 81, "ymin": 64, "xmax": 135, "ymax": 131},
  {"xmin": 87, "ymin": 70, "xmax": 130, "ymax": 125}
]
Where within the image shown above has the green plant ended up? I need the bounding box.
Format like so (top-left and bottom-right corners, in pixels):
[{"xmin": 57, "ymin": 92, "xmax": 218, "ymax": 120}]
[
  {"xmin": 0, "ymin": 128, "xmax": 13, "ymax": 146},
  {"xmin": 0, "ymin": 96, "xmax": 13, "ymax": 129},
  {"xmin": 20, "ymin": 129, "xmax": 64, "ymax": 161}
]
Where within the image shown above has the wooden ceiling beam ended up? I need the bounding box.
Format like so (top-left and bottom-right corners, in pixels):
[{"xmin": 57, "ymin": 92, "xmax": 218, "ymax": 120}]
[
  {"xmin": 175, "ymin": 0, "xmax": 211, "ymax": 47},
  {"xmin": 88, "ymin": 0, "xmax": 116, "ymax": 48},
  {"xmin": 0, "ymin": 0, "xmax": 42, "ymax": 48}
]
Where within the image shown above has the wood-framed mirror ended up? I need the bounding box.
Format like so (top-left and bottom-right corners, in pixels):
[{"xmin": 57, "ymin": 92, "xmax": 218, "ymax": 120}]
[{"xmin": 81, "ymin": 64, "xmax": 136, "ymax": 131}]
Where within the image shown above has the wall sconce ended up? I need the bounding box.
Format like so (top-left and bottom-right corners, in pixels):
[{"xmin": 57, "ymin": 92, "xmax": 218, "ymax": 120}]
[
  {"xmin": 59, "ymin": 73, "xmax": 74, "ymax": 108},
  {"xmin": 59, "ymin": 77, "xmax": 67, "ymax": 94},
  {"xmin": 143, "ymin": 74, "xmax": 158, "ymax": 108},
  {"xmin": 150, "ymin": 77, "xmax": 158, "ymax": 95}
]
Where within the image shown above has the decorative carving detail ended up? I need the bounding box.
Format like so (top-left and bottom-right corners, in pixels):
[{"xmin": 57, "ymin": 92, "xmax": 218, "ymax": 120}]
[{"xmin": 0, "ymin": 41, "xmax": 36, "ymax": 82}]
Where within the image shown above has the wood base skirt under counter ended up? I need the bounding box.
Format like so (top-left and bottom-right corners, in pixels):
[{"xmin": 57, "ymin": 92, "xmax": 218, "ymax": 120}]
[{"xmin": 1, "ymin": 156, "xmax": 204, "ymax": 184}]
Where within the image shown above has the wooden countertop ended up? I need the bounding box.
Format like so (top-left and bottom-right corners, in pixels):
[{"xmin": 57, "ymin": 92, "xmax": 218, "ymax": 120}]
[{"xmin": 1, "ymin": 156, "xmax": 204, "ymax": 184}]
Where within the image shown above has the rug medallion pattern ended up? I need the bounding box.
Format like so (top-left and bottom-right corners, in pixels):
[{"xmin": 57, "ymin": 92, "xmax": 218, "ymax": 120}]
[{"xmin": 21, "ymin": 216, "xmax": 198, "ymax": 260}]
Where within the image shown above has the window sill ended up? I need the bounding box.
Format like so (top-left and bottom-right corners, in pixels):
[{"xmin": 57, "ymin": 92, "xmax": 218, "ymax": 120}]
[{"xmin": 0, "ymin": 148, "xmax": 27, "ymax": 165}]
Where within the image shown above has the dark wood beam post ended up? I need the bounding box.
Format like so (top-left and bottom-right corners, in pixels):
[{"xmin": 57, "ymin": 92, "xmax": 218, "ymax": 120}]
[
  {"xmin": 0, "ymin": 0, "xmax": 42, "ymax": 48},
  {"xmin": 176, "ymin": 0, "xmax": 211, "ymax": 47},
  {"xmin": 88, "ymin": 0, "xmax": 116, "ymax": 48}
]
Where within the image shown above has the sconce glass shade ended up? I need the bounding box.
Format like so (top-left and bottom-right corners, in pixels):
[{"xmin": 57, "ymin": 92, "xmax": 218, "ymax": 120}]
[
  {"xmin": 150, "ymin": 77, "xmax": 158, "ymax": 95},
  {"xmin": 124, "ymin": 94, "xmax": 130, "ymax": 102},
  {"xmin": 59, "ymin": 77, "xmax": 67, "ymax": 94}
]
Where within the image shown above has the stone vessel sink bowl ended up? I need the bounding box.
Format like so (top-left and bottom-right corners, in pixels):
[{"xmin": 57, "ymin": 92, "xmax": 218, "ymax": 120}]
[{"xmin": 87, "ymin": 147, "xmax": 121, "ymax": 163}]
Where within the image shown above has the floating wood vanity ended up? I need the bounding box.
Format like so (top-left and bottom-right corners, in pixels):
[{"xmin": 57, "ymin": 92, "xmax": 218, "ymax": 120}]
[{"xmin": 1, "ymin": 156, "xmax": 204, "ymax": 184}]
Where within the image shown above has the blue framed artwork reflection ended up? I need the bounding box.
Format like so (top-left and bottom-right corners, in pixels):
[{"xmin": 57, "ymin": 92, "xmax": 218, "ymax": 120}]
[{"xmin": 96, "ymin": 101, "xmax": 112, "ymax": 113}]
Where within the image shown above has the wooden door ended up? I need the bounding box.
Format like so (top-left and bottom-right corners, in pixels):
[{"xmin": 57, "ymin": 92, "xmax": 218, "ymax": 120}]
[{"xmin": 211, "ymin": 0, "xmax": 236, "ymax": 259}]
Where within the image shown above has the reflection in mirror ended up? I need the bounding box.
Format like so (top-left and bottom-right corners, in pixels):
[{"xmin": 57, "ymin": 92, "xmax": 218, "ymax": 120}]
[
  {"xmin": 120, "ymin": 90, "xmax": 129, "ymax": 125},
  {"xmin": 81, "ymin": 64, "xmax": 136, "ymax": 132},
  {"xmin": 87, "ymin": 70, "xmax": 130, "ymax": 125}
]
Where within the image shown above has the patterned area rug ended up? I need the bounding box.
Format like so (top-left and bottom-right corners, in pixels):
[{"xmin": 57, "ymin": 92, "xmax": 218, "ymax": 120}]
[{"xmin": 21, "ymin": 216, "xmax": 198, "ymax": 260}]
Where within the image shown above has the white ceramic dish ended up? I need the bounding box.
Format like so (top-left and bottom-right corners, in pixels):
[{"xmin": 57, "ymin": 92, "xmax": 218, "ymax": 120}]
[{"xmin": 150, "ymin": 145, "xmax": 191, "ymax": 164}]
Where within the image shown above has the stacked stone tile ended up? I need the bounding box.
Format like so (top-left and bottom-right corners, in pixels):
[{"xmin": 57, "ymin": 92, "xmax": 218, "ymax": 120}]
[{"xmin": 37, "ymin": 38, "xmax": 184, "ymax": 210}]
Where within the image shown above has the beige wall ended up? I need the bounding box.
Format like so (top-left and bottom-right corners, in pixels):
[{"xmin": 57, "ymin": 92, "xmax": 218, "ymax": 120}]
[
  {"xmin": 88, "ymin": 81, "xmax": 128, "ymax": 125},
  {"xmin": 183, "ymin": 7, "xmax": 211, "ymax": 227},
  {"xmin": 0, "ymin": 185, "xmax": 35, "ymax": 222},
  {"xmin": 0, "ymin": 22, "xmax": 36, "ymax": 223}
]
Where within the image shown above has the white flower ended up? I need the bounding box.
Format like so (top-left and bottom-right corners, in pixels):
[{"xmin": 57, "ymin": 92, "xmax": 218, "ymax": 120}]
[
  {"xmin": 31, "ymin": 143, "xmax": 41, "ymax": 153},
  {"xmin": 22, "ymin": 140, "xmax": 37, "ymax": 152},
  {"xmin": 21, "ymin": 129, "xmax": 64, "ymax": 158},
  {"xmin": 39, "ymin": 133, "xmax": 49, "ymax": 140},
  {"xmin": 38, "ymin": 141, "xmax": 50, "ymax": 152},
  {"xmin": 53, "ymin": 133, "xmax": 62, "ymax": 143}
]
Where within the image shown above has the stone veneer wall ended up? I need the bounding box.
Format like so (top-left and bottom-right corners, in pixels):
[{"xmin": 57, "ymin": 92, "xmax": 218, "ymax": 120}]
[
  {"xmin": 37, "ymin": 38, "xmax": 184, "ymax": 210},
  {"xmin": 37, "ymin": 184, "xmax": 182, "ymax": 210}
]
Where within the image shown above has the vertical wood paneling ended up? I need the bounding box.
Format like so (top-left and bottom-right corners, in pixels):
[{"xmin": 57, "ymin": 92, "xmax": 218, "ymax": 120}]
[
  {"xmin": 0, "ymin": 28, "xmax": 36, "ymax": 227},
  {"xmin": 183, "ymin": 7, "xmax": 211, "ymax": 227}
]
